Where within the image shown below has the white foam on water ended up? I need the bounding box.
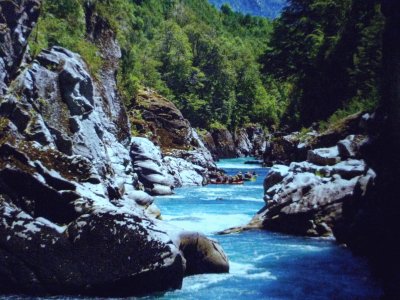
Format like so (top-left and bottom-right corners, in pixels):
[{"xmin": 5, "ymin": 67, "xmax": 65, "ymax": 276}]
[
  {"xmin": 181, "ymin": 261, "xmax": 276, "ymax": 292},
  {"xmin": 230, "ymin": 261, "xmax": 277, "ymax": 280},
  {"xmin": 217, "ymin": 163, "xmax": 263, "ymax": 169},
  {"xmin": 162, "ymin": 212, "xmax": 251, "ymax": 234},
  {"xmin": 182, "ymin": 273, "xmax": 231, "ymax": 292},
  {"xmin": 254, "ymin": 253, "xmax": 282, "ymax": 261},
  {"xmin": 159, "ymin": 194, "xmax": 185, "ymax": 199},
  {"xmin": 243, "ymin": 271, "xmax": 277, "ymax": 280},
  {"xmin": 269, "ymin": 243, "xmax": 327, "ymax": 252}
]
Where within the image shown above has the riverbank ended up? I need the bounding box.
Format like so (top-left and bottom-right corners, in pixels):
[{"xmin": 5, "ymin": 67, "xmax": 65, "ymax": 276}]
[{"xmin": 154, "ymin": 158, "xmax": 382, "ymax": 299}]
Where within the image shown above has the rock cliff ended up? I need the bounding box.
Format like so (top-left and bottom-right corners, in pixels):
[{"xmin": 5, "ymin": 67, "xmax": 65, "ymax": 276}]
[
  {"xmin": 0, "ymin": 1, "xmax": 228, "ymax": 296},
  {"xmin": 129, "ymin": 89, "xmax": 217, "ymax": 188},
  {"xmin": 220, "ymin": 133, "xmax": 374, "ymax": 237}
]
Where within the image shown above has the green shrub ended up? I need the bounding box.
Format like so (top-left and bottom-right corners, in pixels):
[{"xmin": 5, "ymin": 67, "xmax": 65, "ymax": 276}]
[
  {"xmin": 28, "ymin": 0, "xmax": 102, "ymax": 76},
  {"xmin": 319, "ymin": 96, "xmax": 378, "ymax": 131}
]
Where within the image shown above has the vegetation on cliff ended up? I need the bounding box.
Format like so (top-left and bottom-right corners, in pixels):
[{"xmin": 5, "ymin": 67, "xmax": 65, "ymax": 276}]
[
  {"xmin": 29, "ymin": 0, "xmax": 289, "ymax": 131},
  {"xmin": 28, "ymin": 0, "xmax": 384, "ymax": 134}
]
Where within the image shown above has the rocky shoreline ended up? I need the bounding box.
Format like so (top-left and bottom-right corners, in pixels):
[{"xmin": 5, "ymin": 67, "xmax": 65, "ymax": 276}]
[{"xmin": 220, "ymin": 113, "xmax": 376, "ymax": 239}]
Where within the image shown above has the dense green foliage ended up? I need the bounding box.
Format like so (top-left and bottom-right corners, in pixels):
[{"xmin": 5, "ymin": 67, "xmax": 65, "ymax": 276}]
[
  {"xmin": 29, "ymin": 0, "xmax": 103, "ymax": 75},
  {"xmin": 209, "ymin": 0, "xmax": 287, "ymax": 19},
  {"xmin": 262, "ymin": 0, "xmax": 384, "ymax": 128},
  {"xmin": 29, "ymin": 0, "xmax": 287, "ymax": 131},
  {"xmin": 116, "ymin": 0, "xmax": 287, "ymax": 129},
  {"xmin": 29, "ymin": 0, "xmax": 383, "ymax": 132}
]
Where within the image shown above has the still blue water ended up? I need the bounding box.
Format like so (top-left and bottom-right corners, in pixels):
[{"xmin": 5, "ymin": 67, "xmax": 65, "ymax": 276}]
[{"xmin": 153, "ymin": 158, "xmax": 382, "ymax": 300}]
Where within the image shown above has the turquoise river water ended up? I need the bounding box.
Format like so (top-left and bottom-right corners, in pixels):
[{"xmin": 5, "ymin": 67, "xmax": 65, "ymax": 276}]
[
  {"xmin": 6, "ymin": 158, "xmax": 382, "ymax": 300},
  {"xmin": 150, "ymin": 158, "xmax": 382, "ymax": 300}
]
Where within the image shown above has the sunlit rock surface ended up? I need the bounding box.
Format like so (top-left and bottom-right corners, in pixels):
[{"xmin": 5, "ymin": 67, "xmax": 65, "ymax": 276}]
[
  {"xmin": 220, "ymin": 135, "xmax": 374, "ymax": 237},
  {"xmin": 0, "ymin": 2, "xmax": 228, "ymax": 295}
]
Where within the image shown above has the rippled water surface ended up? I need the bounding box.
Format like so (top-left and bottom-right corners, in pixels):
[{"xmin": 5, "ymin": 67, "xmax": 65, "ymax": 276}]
[
  {"xmin": 5, "ymin": 158, "xmax": 382, "ymax": 300},
  {"xmin": 153, "ymin": 158, "xmax": 382, "ymax": 300}
]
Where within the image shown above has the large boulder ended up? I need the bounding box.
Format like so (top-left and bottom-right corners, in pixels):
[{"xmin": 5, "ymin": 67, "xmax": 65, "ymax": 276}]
[
  {"xmin": 220, "ymin": 141, "xmax": 373, "ymax": 237},
  {"xmin": 260, "ymin": 172, "xmax": 360, "ymax": 236},
  {"xmin": 307, "ymin": 146, "xmax": 341, "ymax": 166},
  {"xmin": 178, "ymin": 232, "xmax": 229, "ymax": 275},
  {"xmin": 163, "ymin": 156, "xmax": 206, "ymax": 187},
  {"xmin": 0, "ymin": 141, "xmax": 184, "ymax": 296}
]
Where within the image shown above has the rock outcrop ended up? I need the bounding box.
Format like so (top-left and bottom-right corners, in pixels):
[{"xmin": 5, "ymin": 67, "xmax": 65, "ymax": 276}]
[
  {"xmin": 131, "ymin": 137, "xmax": 175, "ymax": 195},
  {"xmin": 220, "ymin": 135, "xmax": 374, "ymax": 237},
  {"xmin": 0, "ymin": 2, "xmax": 228, "ymax": 296},
  {"xmin": 211, "ymin": 128, "xmax": 236, "ymax": 158},
  {"xmin": 262, "ymin": 112, "xmax": 369, "ymax": 166},
  {"xmin": 129, "ymin": 89, "xmax": 217, "ymax": 182},
  {"xmin": 129, "ymin": 88, "xmax": 192, "ymax": 151},
  {"xmin": 0, "ymin": 0, "xmax": 40, "ymax": 96}
]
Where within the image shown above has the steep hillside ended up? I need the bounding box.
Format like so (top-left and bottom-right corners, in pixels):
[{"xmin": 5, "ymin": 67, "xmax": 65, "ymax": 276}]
[
  {"xmin": 208, "ymin": 0, "xmax": 287, "ymax": 19},
  {"xmin": 28, "ymin": 0, "xmax": 287, "ymax": 131}
]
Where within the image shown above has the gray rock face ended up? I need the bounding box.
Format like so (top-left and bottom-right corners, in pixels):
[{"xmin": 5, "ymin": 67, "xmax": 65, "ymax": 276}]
[
  {"xmin": 337, "ymin": 135, "xmax": 366, "ymax": 159},
  {"xmin": 168, "ymin": 147, "xmax": 217, "ymax": 171},
  {"xmin": 211, "ymin": 128, "xmax": 236, "ymax": 158},
  {"xmin": 0, "ymin": 141, "xmax": 184, "ymax": 296},
  {"xmin": 131, "ymin": 137, "xmax": 174, "ymax": 195},
  {"xmin": 246, "ymin": 126, "xmax": 266, "ymax": 157},
  {"xmin": 307, "ymin": 146, "xmax": 340, "ymax": 166},
  {"xmin": 0, "ymin": 3, "xmax": 229, "ymax": 295},
  {"xmin": 163, "ymin": 156, "xmax": 206, "ymax": 187},
  {"xmin": 220, "ymin": 140, "xmax": 373, "ymax": 237},
  {"xmin": 234, "ymin": 128, "xmax": 253, "ymax": 157},
  {"xmin": 263, "ymin": 131, "xmax": 311, "ymax": 166},
  {"xmin": 0, "ymin": 0, "xmax": 40, "ymax": 96},
  {"xmin": 85, "ymin": 3, "xmax": 129, "ymax": 142},
  {"xmin": 254, "ymin": 155, "xmax": 373, "ymax": 237},
  {"xmin": 199, "ymin": 130, "xmax": 217, "ymax": 158}
]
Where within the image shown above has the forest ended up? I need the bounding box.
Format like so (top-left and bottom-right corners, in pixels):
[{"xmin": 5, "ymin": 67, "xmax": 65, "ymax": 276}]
[{"xmin": 29, "ymin": 0, "xmax": 383, "ymax": 132}]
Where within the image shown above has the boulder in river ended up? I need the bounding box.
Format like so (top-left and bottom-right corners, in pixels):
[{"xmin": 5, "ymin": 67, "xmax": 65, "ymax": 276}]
[{"xmin": 178, "ymin": 232, "xmax": 229, "ymax": 276}]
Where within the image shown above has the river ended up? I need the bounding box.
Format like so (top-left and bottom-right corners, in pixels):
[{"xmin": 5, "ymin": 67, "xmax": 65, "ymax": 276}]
[{"xmin": 152, "ymin": 158, "xmax": 382, "ymax": 299}]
